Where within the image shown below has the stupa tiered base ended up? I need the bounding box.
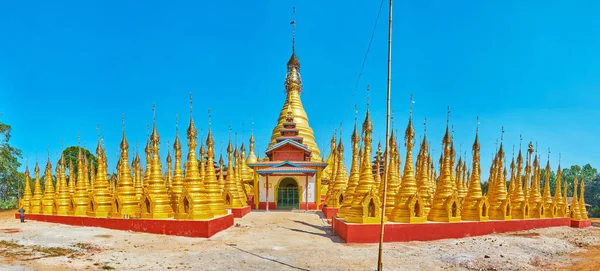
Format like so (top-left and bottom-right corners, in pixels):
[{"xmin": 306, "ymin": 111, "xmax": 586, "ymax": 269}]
[
  {"xmin": 333, "ymin": 217, "xmax": 571, "ymax": 243},
  {"xmin": 230, "ymin": 206, "xmax": 252, "ymax": 218},
  {"xmin": 16, "ymin": 213, "xmax": 233, "ymax": 238},
  {"xmin": 321, "ymin": 207, "xmax": 339, "ymax": 219},
  {"xmin": 570, "ymin": 220, "xmax": 592, "ymax": 228}
]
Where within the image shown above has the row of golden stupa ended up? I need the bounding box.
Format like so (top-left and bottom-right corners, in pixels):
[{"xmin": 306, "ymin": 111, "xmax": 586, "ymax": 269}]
[
  {"xmin": 18, "ymin": 106, "xmax": 255, "ymax": 220},
  {"xmin": 321, "ymin": 104, "xmax": 590, "ymax": 223}
]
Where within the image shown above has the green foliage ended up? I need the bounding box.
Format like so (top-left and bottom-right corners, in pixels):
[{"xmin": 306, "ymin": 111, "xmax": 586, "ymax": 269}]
[
  {"xmin": 0, "ymin": 121, "xmax": 23, "ymax": 201},
  {"xmin": 590, "ymin": 206, "xmax": 600, "ymax": 218},
  {"xmin": 481, "ymin": 182, "xmax": 489, "ymax": 195},
  {"xmin": 0, "ymin": 198, "xmax": 17, "ymax": 210},
  {"xmin": 59, "ymin": 146, "xmax": 98, "ymax": 176}
]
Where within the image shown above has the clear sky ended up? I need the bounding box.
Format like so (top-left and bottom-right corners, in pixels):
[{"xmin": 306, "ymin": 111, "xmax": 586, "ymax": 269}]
[{"xmin": 1, "ymin": 1, "xmax": 599, "ymax": 181}]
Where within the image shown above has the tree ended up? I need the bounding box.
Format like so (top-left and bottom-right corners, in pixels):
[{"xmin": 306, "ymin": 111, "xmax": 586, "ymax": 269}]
[
  {"xmin": 59, "ymin": 146, "xmax": 98, "ymax": 176},
  {"xmin": 0, "ymin": 120, "xmax": 23, "ymax": 207}
]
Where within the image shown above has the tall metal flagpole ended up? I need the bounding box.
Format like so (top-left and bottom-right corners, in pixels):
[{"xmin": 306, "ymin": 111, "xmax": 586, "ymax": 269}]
[{"xmin": 377, "ymin": 0, "xmax": 392, "ymax": 270}]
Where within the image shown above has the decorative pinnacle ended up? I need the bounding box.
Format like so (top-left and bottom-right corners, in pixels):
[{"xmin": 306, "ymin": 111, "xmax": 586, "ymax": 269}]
[
  {"xmin": 424, "ymin": 117, "xmax": 427, "ymax": 134},
  {"xmin": 251, "ymin": 118, "xmax": 254, "ymax": 135},
  {"xmin": 96, "ymin": 124, "xmax": 100, "ymax": 140},
  {"xmin": 446, "ymin": 106, "xmax": 451, "ymax": 125},
  {"xmin": 152, "ymin": 104, "xmax": 156, "ymax": 123},
  {"xmin": 122, "ymin": 113, "xmax": 125, "ymax": 133},
  {"xmin": 548, "ymin": 147, "xmax": 551, "ymax": 160},
  {"xmin": 291, "ymin": 6, "xmax": 296, "ymax": 53},
  {"xmin": 175, "ymin": 114, "xmax": 179, "ymax": 134},
  {"xmin": 207, "ymin": 109, "xmax": 211, "ymax": 129},
  {"xmin": 189, "ymin": 93, "xmax": 193, "ymax": 116},
  {"xmin": 501, "ymin": 126, "xmax": 505, "ymax": 142},
  {"xmin": 476, "ymin": 116, "xmax": 480, "ymax": 134},
  {"xmin": 366, "ymin": 85, "xmax": 370, "ymax": 110},
  {"xmin": 519, "ymin": 134, "xmax": 523, "ymax": 149},
  {"xmin": 354, "ymin": 104, "xmax": 358, "ymax": 124},
  {"xmin": 409, "ymin": 94, "xmax": 414, "ymax": 118}
]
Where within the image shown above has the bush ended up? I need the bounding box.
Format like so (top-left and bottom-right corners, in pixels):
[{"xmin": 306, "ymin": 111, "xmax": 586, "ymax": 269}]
[
  {"xmin": 590, "ymin": 206, "xmax": 600, "ymax": 218},
  {"xmin": 0, "ymin": 199, "xmax": 17, "ymax": 210}
]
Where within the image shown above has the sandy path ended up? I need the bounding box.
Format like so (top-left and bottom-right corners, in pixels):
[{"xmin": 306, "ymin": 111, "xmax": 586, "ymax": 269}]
[{"xmin": 1, "ymin": 210, "xmax": 599, "ymax": 270}]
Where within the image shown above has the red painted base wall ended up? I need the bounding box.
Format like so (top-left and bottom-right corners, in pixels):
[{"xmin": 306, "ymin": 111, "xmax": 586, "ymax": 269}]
[
  {"xmin": 231, "ymin": 206, "xmax": 252, "ymax": 218},
  {"xmin": 570, "ymin": 220, "xmax": 592, "ymax": 228},
  {"xmin": 322, "ymin": 207, "xmax": 339, "ymax": 219},
  {"xmin": 333, "ymin": 218, "xmax": 572, "ymax": 243},
  {"xmin": 16, "ymin": 213, "xmax": 234, "ymax": 238}
]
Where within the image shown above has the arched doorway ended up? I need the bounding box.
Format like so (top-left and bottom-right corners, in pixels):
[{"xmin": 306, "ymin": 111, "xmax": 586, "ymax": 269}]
[{"xmin": 277, "ymin": 178, "xmax": 299, "ymax": 210}]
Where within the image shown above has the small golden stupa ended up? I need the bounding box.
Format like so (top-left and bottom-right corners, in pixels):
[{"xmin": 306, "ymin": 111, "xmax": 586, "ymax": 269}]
[{"xmin": 41, "ymin": 157, "xmax": 56, "ymax": 215}]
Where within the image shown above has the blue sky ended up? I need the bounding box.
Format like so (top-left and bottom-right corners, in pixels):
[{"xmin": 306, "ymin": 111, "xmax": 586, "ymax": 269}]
[{"xmin": 1, "ymin": 1, "xmax": 599, "ymax": 181}]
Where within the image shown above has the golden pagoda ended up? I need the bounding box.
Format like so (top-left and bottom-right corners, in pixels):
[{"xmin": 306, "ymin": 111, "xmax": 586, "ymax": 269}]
[
  {"xmin": 570, "ymin": 177, "xmax": 582, "ymax": 221},
  {"xmin": 30, "ymin": 161, "xmax": 43, "ymax": 214},
  {"xmin": 390, "ymin": 107, "xmax": 426, "ymax": 223},
  {"xmin": 21, "ymin": 164, "xmax": 33, "ymax": 213},
  {"xmin": 579, "ymin": 179, "xmax": 589, "ymax": 219},
  {"xmin": 487, "ymin": 132, "xmax": 512, "ymax": 220},
  {"xmin": 140, "ymin": 110, "xmax": 175, "ymax": 219},
  {"xmin": 329, "ymin": 138, "xmax": 349, "ymax": 208},
  {"xmin": 553, "ymin": 161, "xmax": 564, "ymax": 217},
  {"xmin": 87, "ymin": 139, "xmax": 114, "ymax": 217},
  {"xmin": 222, "ymin": 141, "xmax": 242, "ymax": 207},
  {"xmin": 322, "ymin": 135, "xmax": 337, "ymax": 185},
  {"xmin": 324, "ymin": 138, "xmax": 338, "ymax": 206},
  {"xmin": 267, "ymin": 49, "xmax": 322, "ymax": 161},
  {"xmin": 416, "ymin": 126, "xmax": 432, "ymax": 217},
  {"xmin": 218, "ymin": 154, "xmax": 225, "ymax": 193},
  {"xmin": 68, "ymin": 161, "xmax": 75, "ymax": 196},
  {"xmin": 456, "ymin": 155, "xmax": 467, "ymax": 200},
  {"xmin": 165, "ymin": 150, "xmax": 173, "ymax": 189},
  {"xmin": 510, "ymin": 142, "xmax": 529, "ymax": 219},
  {"xmin": 461, "ymin": 121, "xmax": 489, "ymax": 221},
  {"xmin": 54, "ymin": 155, "xmax": 72, "ymax": 215},
  {"xmin": 199, "ymin": 144, "xmax": 206, "ymax": 183},
  {"xmin": 527, "ymin": 144, "xmax": 543, "ymax": 218},
  {"xmin": 70, "ymin": 148, "xmax": 90, "ymax": 216},
  {"xmin": 143, "ymin": 139, "xmax": 151, "ymax": 189},
  {"xmin": 111, "ymin": 124, "xmax": 141, "ymax": 218},
  {"xmin": 86, "ymin": 158, "xmax": 92, "ymax": 194},
  {"xmin": 133, "ymin": 152, "xmax": 143, "ymax": 201},
  {"xmin": 170, "ymin": 129, "xmax": 185, "ymax": 213},
  {"xmin": 381, "ymin": 133, "xmax": 400, "ymax": 217},
  {"xmin": 541, "ymin": 153, "xmax": 555, "ymax": 218},
  {"xmin": 345, "ymin": 109, "xmax": 384, "ymax": 224},
  {"xmin": 427, "ymin": 116, "xmax": 461, "ymax": 223},
  {"xmin": 337, "ymin": 122, "xmax": 360, "ymax": 218},
  {"xmin": 234, "ymin": 149, "xmax": 248, "ymax": 206},
  {"xmin": 239, "ymin": 143, "xmax": 254, "ymax": 183},
  {"xmin": 41, "ymin": 157, "xmax": 56, "ymax": 215},
  {"xmin": 373, "ymin": 143, "xmax": 382, "ymax": 191},
  {"xmin": 176, "ymin": 100, "xmax": 214, "ymax": 220},
  {"xmin": 202, "ymin": 125, "xmax": 228, "ymax": 216}
]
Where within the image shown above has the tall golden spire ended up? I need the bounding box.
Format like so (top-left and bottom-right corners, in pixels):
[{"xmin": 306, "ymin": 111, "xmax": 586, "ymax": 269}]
[
  {"xmin": 267, "ymin": 11, "xmax": 321, "ymax": 160},
  {"xmin": 390, "ymin": 97, "xmax": 426, "ymax": 223},
  {"xmin": 112, "ymin": 116, "xmax": 141, "ymax": 218},
  {"xmin": 22, "ymin": 163, "xmax": 32, "ymax": 212},
  {"xmin": 346, "ymin": 105, "xmax": 384, "ymax": 224},
  {"xmin": 488, "ymin": 127, "xmax": 511, "ymax": 220},
  {"xmin": 381, "ymin": 134, "xmax": 400, "ymax": 217},
  {"xmin": 176, "ymin": 95, "xmax": 214, "ymax": 219},
  {"xmin": 143, "ymin": 138, "xmax": 151, "ymax": 189},
  {"xmin": 523, "ymin": 141, "xmax": 533, "ymax": 203},
  {"xmin": 554, "ymin": 154, "xmax": 566, "ymax": 217},
  {"xmin": 86, "ymin": 158, "xmax": 93, "ymax": 193},
  {"xmin": 141, "ymin": 105, "xmax": 174, "ymax": 218},
  {"xmin": 322, "ymin": 133, "xmax": 337, "ymax": 182},
  {"xmin": 68, "ymin": 161, "xmax": 75, "ymax": 196},
  {"xmin": 416, "ymin": 118, "xmax": 432, "ymax": 217},
  {"xmin": 170, "ymin": 117, "xmax": 185, "ymax": 213},
  {"xmin": 246, "ymin": 124, "xmax": 258, "ymax": 164},
  {"xmin": 55, "ymin": 154, "xmax": 72, "ymax": 215},
  {"xmin": 579, "ymin": 179, "xmax": 589, "ymax": 219},
  {"xmin": 71, "ymin": 143, "xmax": 90, "ymax": 216},
  {"xmin": 462, "ymin": 117, "xmax": 489, "ymax": 221},
  {"xmin": 133, "ymin": 150, "xmax": 143, "ymax": 201},
  {"xmin": 570, "ymin": 177, "xmax": 582, "ymax": 220},
  {"xmin": 542, "ymin": 149, "xmax": 554, "ymax": 217},
  {"xmin": 165, "ymin": 148, "xmax": 173, "ymax": 189},
  {"xmin": 202, "ymin": 110, "xmax": 228, "ymax": 216},
  {"xmin": 223, "ymin": 140, "xmax": 242, "ymax": 207},
  {"xmin": 199, "ymin": 144, "xmax": 206, "ymax": 183},
  {"xmin": 240, "ymin": 142, "xmax": 253, "ymax": 182},
  {"xmin": 338, "ymin": 119, "xmax": 361, "ymax": 218},
  {"xmin": 510, "ymin": 136, "xmax": 528, "ymax": 219},
  {"xmin": 30, "ymin": 159, "xmax": 43, "ymax": 214},
  {"xmin": 329, "ymin": 133, "xmax": 349, "ymax": 208},
  {"xmin": 87, "ymin": 129, "xmax": 114, "ymax": 217},
  {"xmin": 234, "ymin": 147, "xmax": 249, "ymax": 206},
  {"xmin": 528, "ymin": 144, "xmax": 544, "ymax": 218},
  {"xmin": 374, "ymin": 142, "xmax": 383, "ymax": 191},
  {"xmin": 324, "ymin": 135, "xmax": 338, "ymax": 205},
  {"xmin": 428, "ymin": 107, "xmax": 461, "ymax": 222},
  {"xmin": 218, "ymin": 154, "xmax": 225, "ymax": 193},
  {"xmin": 41, "ymin": 154, "xmax": 55, "ymax": 214}
]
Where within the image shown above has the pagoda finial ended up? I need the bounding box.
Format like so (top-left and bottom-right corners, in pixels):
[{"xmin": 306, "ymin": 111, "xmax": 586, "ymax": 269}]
[
  {"xmin": 446, "ymin": 106, "xmax": 450, "ymax": 125},
  {"xmin": 354, "ymin": 104, "xmax": 358, "ymax": 125},
  {"xmin": 366, "ymin": 85, "xmax": 371, "ymax": 110},
  {"xmin": 291, "ymin": 6, "xmax": 296, "ymax": 53},
  {"xmin": 424, "ymin": 117, "xmax": 427, "ymax": 135},
  {"xmin": 501, "ymin": 126, "xmax": 505, "ymax": 142},
  {"xmin": 175, "ymin": 114, "xmax": 179, "ymax": 135},
  {"xmin": 409, "ymin": 94, "xmax": 414, "ymax": 118}
]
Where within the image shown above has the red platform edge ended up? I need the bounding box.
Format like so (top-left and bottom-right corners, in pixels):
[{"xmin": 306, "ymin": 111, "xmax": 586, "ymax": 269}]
[
  {"xmin": 333, "ymin": 217, "xmax": 572, "ymax": 243},
  {"xmin": 15, "ymin": 213, "xmax": 234, "ymax": 238},
  {"xmin": 231, "ymin": 206, "xmax": 252, "ymax": 218},
  {"xmin": 570, "ymin": 220, "xmax": 592, "ymax": 228},
  {"xmin": 321, "ymin": 207, "xmax": 339, "ymax": 219}
]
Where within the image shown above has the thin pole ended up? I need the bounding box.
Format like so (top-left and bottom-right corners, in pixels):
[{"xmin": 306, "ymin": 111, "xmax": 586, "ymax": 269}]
[{"xmin": 377, "ymin": 0, "xmax": 392, "ymax": 270}]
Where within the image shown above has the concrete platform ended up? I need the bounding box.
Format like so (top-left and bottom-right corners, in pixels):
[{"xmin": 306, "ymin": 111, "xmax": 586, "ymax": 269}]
[
  {"xmin": 333, "ymin": 217, "xmax": 572, "ymax": 243},
  {"xmin": 16, "ymin": 213, "xmax": 234, "ymax": 238}
]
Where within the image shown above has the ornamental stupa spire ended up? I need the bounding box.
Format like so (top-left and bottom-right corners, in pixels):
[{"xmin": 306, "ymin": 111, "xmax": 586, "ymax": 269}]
[
  {"xmin": 246, "ymin": 120, "xmax": 258, "ymax": 164},
  {"xmin": 240, "ymin": 142, "xmax": 253, "ymax": 182},
  {"xmin": 510, "ymin": 136, "xmax": 528, "ymax": 219},
  {"xmin": 87, "ymin": 130, "xmax": 114, "ymax": 217},
  {"xmin": 462, "ymin": 117, "xmax": 489, "ymax": 221},
  {"xmin": 579, "ymin": 179, "xmax": 589, "ymax": 219},
  {"xmin": 165, "ymin": 148, "xmax": 173, "ymax": 189},
  {"xmin": 267, "ymin": 10, "xmax": 321, "ymax": 160},
  {"xmin": 41, "ymin": 155, "xmax": 55, "ymax": 214},
  {"xmin": 324, "ymin": 135, "xmax": 338, "ymax": 205},
  {"xmin": 529, "ymin": 145, "xmax": 544, "ymax": 218},
  {"xmin": 554, "ymin": 154, "xmax": 565, "ymax": 217},
  {"xmin": 71, "ymin": 144, "xmax": 89, "ymax": 216},
  {"xmin": 488, "ymin": 127, "xmax": 511, "ymax": 220},
  {"xmin": 382, "ymin": 133, "xmax": 400, "ymax": 217},
  {"xmin": 234, "ymin": 148, "xmax": 248, "ymax": 206},
  {"xmin": 22, "ymin": 163, "xmax": 32, "ymax": 212},
  {"xmin": 140, "ymin": 105, "xmax": 174, "ymax": 219},
  {"xmin": 218, "ymin": 154, "xmax": 225, "ymax": 193},
  {"xmin": 542, "ymin": 150, "xmax": 554, "ymax": 216},
  {"xmin": 338, "ymin": 118, "xmax": 361, "ymax": 218},
  {"xmin": 416, "ymin": 118, "xmax": 432, "ymax": 217},
  {"xmin": 428, "ymin": 107, "xmax": 461, "ymax": 222},
  {"xmin": 30, "ymin": 159, "xmax": 43, "ymax": 214},
  {"xmin": 199, "ymin": 144, "xmax": 206, "ymax": 183},
  {"xmin": 133, "ymin": 151, "xmax": 143, "ymax": 201},
  {"xmin": 170, "ymin": 118, "xmax": 185, "ymax": 213},
  {"xmin": 222, "ymin": 139, "xmax": 243, "ymax": 208},
  {"xmin": 330, "ymin": 131, "xmax": 349, "ymax": 208},
  {"xmin": 202, "ymin": 110, "xmax": 228, "ymax": 216},
  {"xmin": 54, "ymin": 154, "xmax": 72, "ymax": 215},
  {"xmin": 112, "ymin": 116, "xmax": 141, "ymax": 218},
  {"xmin": 68, "ymin": 161, "xmax": 75, "ymax": 196},
  {"xmin": 322, "ymin": 133, "xmax": 337, "ymax": 182},
  {"xmin": 570, "ymin": 177, "xmax": 582, "ymax": 220}
]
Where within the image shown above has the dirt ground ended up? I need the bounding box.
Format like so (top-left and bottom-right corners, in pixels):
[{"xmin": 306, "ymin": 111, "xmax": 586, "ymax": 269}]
[{"xmin": 1, "ymin": 210, "xmax": 599, "ymax": 271}]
